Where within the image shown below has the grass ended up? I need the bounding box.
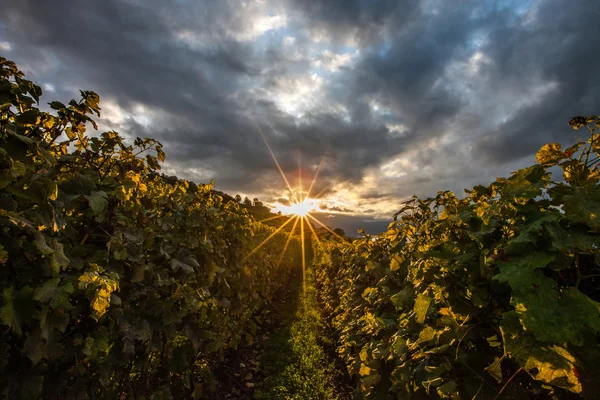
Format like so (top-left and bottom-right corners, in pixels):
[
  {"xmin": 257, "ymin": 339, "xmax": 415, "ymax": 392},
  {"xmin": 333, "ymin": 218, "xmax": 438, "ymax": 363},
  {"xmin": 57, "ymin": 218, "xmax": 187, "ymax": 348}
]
[{"xmin": 253, "ymin": 269, "xmax": 341, "ymax": 400}]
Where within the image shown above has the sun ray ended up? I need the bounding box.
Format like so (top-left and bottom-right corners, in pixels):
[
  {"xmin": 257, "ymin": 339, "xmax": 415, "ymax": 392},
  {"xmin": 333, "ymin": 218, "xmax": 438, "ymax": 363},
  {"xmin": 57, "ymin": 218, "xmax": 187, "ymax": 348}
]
[
  {"xmin": 278, "ymin": 216, "xmax": 300, "ymax": 265},
  {"xmin": 258, "ymin": 214, "xmax": 287, "ymax": 224},
  {"xmin": 306, "ymin": 216, "xmax": 321, "ymax": 244},
  {"xmin": 305, "ymin": 157, "xmax": 325, "ymax": 201},
  {"xmin": 306, "ymin": 213, "xmax": 349, "ymax": 243},
  {"xmin": 301, "ymin": 215, "xmax": 306, "ymax": 295},
  {"xmin": 313, "ymin": 184, "xmax": 331, "ymax": 200},
  {"xmin": 250, "ymin": 111, "xmax": 298, "ymax": 202},
  {"xmin": 243, "ymin": 216, "xmax": 295, "ymax": 261},
  {"xmin": 312, "ymin": 178, "xmax": 353, "ymax": 200},
  {"xmin": 298, "ymin": 156, "xmax": 302, "ymax": 201}
]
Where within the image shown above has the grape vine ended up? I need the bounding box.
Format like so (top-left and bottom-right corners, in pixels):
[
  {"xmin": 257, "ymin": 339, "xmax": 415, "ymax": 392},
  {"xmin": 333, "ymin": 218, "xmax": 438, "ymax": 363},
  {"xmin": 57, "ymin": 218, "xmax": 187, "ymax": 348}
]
[
  {"xmin": 314, "ymin": 118, "xmax": 600, "ymax": 398},
  {"xmin": 0, "ymin": 57, "xmax": 301, "ymax": 399}
]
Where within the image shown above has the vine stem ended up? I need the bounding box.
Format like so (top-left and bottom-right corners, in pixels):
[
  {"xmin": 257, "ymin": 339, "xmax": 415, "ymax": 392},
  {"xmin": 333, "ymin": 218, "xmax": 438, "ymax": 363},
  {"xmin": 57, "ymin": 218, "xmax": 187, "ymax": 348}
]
[
  {"xmin": 581, "ymin": 273, "xmax": 600, "ymax": 281},
  {"xmin": 472, "ymin": 383, "xmax": 484, "ymax": 400},
  {"xmin": 493, "ymin": 367, "xmax": 523, "ymax": 400},
  {"xmin": 455, "ymin": 322, "xmax": 483, "ymax": 361},
  {"xmin": 584, "ymin": 125, "xmax": 595, "ymax": 166},
  {"xmin": 575, "ymin": 255, "xmax": 581, "ymax": 289}
]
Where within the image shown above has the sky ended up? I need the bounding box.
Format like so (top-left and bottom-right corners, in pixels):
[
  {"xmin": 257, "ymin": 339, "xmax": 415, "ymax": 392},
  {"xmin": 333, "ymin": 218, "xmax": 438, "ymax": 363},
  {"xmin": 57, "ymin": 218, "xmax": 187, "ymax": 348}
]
[{"xmin": 1, "ymin": 0, "xmax": 599, "ymax": 235}]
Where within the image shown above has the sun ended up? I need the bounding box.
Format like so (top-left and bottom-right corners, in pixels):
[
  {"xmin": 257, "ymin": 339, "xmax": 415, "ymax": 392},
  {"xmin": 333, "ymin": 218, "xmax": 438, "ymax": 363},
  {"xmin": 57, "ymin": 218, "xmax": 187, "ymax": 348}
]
[
  {"xmin": 287, "ymin": 199, "xmax": 314, "ymax": 216},
  {"xmin": 245, "ymin": 116, "xmax": 348, "ymax": 294},
  {"xmin": 276, "ymin": 196, "xmax": 319, "ymax": 217}
]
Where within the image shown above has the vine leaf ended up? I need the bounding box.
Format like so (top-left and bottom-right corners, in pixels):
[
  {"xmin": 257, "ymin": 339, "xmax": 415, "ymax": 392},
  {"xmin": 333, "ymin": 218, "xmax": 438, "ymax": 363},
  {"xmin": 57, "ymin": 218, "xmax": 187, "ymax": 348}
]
[
  {"xmin": 85, "ymin": 191, "xmax": 108, "ymax": 215},
  {"xmin": 562, "ymin": 186, "xmax": 600, "ymax": 229},
  {"xmin": 414, "ymin": 294, "xmax": 432, "ymax": 324},
  {"xmin": 501, "ymin": 311, "xmax": 582, "ymax": 393},
  {"xmin": 0, "ymin": 286, "xmax": 34, "ymax": 335},
  {"xmin": 536, "ymin": 142, "xmax": 563, "ymax": 165},
  {"xmin": 484, "ymin": 357, "xmax": 503, "ymax": 384}
]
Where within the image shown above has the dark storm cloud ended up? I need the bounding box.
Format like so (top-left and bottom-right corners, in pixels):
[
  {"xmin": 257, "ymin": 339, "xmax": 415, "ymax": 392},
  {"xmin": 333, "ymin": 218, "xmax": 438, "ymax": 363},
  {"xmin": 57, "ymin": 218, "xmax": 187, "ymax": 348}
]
[
  {"xmin": 472, "ymin": 0, "xmax": 600, "ymax": 163},
  {"xmin": 0, "ymin": 0, "xmax": 411, "ymax": 193},
  {"xmin": 1, "ymin": 0, "xmax": 599, "ymax": 231},
  {"xmin": 290, "ymin": 0, "xmax": 419, "ymax": 45}
]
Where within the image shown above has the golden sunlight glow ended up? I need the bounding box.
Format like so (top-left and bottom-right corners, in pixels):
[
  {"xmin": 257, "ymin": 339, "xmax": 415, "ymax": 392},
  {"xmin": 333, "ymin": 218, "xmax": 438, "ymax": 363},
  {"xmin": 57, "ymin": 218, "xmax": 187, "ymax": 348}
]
[
  {"xmin": 275, "ymin": 196, "xmax": 320, "ymax": 217},
  {"xmin": 287, "ymin": 199, "xmax": 315, "ymax": 216},
  {"xmin": 246, "ymin": 115, "xmax": 349, "ymax": 295}
]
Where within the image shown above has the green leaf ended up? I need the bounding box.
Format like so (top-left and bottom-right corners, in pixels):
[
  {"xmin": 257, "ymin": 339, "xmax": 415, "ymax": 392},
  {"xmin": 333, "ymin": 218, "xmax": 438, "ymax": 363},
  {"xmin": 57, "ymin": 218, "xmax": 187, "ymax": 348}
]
[
  {"xmin": 59, "ymin": 173, "xmax": 96, "ymax": 195},
  {"xmin": 146, "ymin": 154, "xmax": 160, "ymax": 170},
  {"xmin": 390, "ymin": 286, "xmax": 415, "ymax": 310},
  {"xmin": 33, "ymin": 278, "xmax": 73, "ymax": 309},
  {"xmin": 28, "ymin": 177, "xmax": 58, "ymax": 202},
  {"xmin": 48, "ymin": 240, "xmax": 70, "ymax": 274},
  {"xmin": 544, "ymin": 222, "xmax": 596, "ymax": 252},
  {"xmin": 0, "ymin": 286, "xmax": 34, "ymax": 335},
  {"xmin": 34, "ymin": 234, "xmax": 69, "ymax": 275},
  {"xmin": 562, "ymin": 185, "xmax": 600, "ymax": 229},
  {"xmin": 108, "ymin": 235, "xmax": 127, "ymax": 260},
  {"xmin": 501, "ymin": 165, "xmax": 550, "ymax": 200},
  {"xmin": 506, "ymin": 214, "xmax": 559, "ymax": 253},
  {"xmin": 85, "ymin": 191, "xmax": 108, "ymax": 215},
  {"xmin": 131, "ymin": 263, "xmax": 146, "ymax": 282},
  {"xmin": 15, "ymin": 109, "xmax": 41, "ymax": 126},
  {"xmin": 515, "ymin": 281, "xmax": 600, "ymax": 346},
  {"xmin": 114, "ymin": 185, "xmax": 130, "ymax": 201},
  {"xmin": 484, "ymin": 357, "xmax": 503, "ymax": 383},
  {"xmin": 206, "ymin": 262, "xmax": 219, "ymax": 285},
  {"xmin": 171, "ymin": 259, "xmax": 194, "ymax": 275},
  {"xmin": 413, "ymin": 326, "xmax": 436, "ymax": 347},
  {"xmin": 495, "ymin": 253, "xmax": 600, "ymax": 345},
  {"xmin": 493, "ymin": 252, "xmax": 556, "ymax": 289},
  {"xmin": 33, "ymin": 232, "xmax": 54, "ymax": 256},
  {"xmin": 501, "ymin": 311, "xmax": 583, "ymax": 393},
  {"xmin": 49, "ymin": 101, "xmax": 66, "ymax": 110},
  {"xmin": 24, "ymin": 327, "xmax": 45, "ymax": 365},
  {"xmin": 33, "ymin": 278, "xmax": 60, "ymax": 302}
]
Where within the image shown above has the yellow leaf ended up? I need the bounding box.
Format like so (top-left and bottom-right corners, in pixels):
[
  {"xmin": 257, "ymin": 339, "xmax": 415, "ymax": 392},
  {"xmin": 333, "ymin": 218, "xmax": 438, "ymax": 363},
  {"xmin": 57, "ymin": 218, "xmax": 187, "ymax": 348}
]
[{"xmin": 359, "ymin": 364, "xmax": 372, "ymax": 376}]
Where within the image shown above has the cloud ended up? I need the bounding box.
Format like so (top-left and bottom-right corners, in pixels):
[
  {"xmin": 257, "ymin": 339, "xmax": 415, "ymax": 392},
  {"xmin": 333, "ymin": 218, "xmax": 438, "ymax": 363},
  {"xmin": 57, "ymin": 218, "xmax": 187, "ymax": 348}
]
[
  {"xmin": 276, "ymin": 197, "xmax": 292, "ymax": 206},
  {"xmin": 318, "ymin": 203, "xmax": 355, "ymax": 213},
  {"xmin": 2, "ymin": 0, "xmax": 600, "ymax": 233}
]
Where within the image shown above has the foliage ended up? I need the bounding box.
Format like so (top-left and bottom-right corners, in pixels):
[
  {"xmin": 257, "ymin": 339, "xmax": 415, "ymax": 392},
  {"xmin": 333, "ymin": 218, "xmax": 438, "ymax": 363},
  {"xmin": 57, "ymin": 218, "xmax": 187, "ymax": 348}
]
[
  {"xmin": 313, "ymin": 117, "xmax": 600, "ymax": 399},
  {"xmin": 0, "ymin": 57, "xmax": 301, "ymax": 399}
]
